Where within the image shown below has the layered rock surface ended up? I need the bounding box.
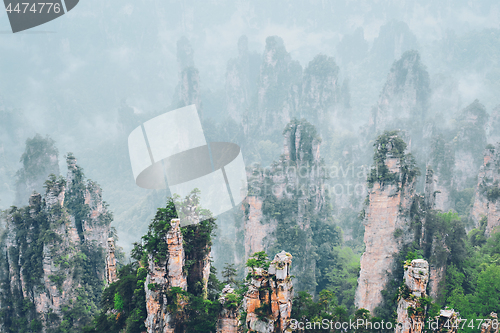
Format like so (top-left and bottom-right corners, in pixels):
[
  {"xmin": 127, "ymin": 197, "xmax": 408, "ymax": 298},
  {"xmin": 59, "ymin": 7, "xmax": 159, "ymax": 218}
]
[
  {"xmin": 145, "ymin": 219, "xmax": 188, "ymax": 333},
  {"xmin": 217, "ymin": 285, "xmax": 240, "ymax": 333},
  {"xmin": 299, "ymin": 54, "xmax": 340, "ymax": 131},
  {"xmin": 395, "ymin": 259, "xmax": 429, "ymax": 333},
  {"xmin": 226, "ymin": 35, "xmax": 260, "ymax": 124},
  {"xmin": 488, "ymin": 105, "xmax": 500, "ymax": 144},
  {"xmin": 371, "ymin": 50, "xmax": 430, "ymax": 136},
  {"xmin": 14, "ymin": 134, "xmax": 60, "ymax": 207},
  {"xmin": 471, "ymin": 143, "xmax": 500, "ymax": 234},
  {"xmin": 244, "ymin": 119, "xmax": 335, "ymax": 293},
  {"xmin": 1, "ymin": 155, "xmax": 114, "ymax": 332},
  {"xmin": 249, "ymin": 36, "xmax": 302, "ymax": 138},
  {"xmin": 452, "ymin": 99, "xmax": 489, "ymax": 191},
  {"xmin": 481, "ymin": 313, "xmax": 499, "ymax": 333},
  {"xmin": 242, "ymin": 251, "xmax": 293, "ymax": 333},
  {"xmin": 355, "ymin": 134, "xmax": 418, "ymax": 312},
  {"xmin": 172, "ymin": 36, "xmax": 202, "ymax": 113}
]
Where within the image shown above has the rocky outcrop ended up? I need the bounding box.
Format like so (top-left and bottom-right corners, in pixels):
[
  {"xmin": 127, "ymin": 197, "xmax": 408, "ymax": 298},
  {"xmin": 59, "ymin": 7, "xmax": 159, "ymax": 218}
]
[
  {"xmin": 243, "ymin": 196, "xmax": 270, "ymax": 259},
  {"xmin": 370, "ymin": 21, "xmax": 419, "ymax": 71},
  {"xmin": 244, "ymin": 119, "xmax": 337, "ymax": 293},
  {"xmin": 217, "ymin": 285, "xmax": 240, "ymax": 333},
  {"xmin": 452, "ymin": 99, "xmax": 489, "ymax": 190},
  {"xmin": 435, "ymin": 309, "xmax": 459, "ymax": 333},
  {"xmin": 300, "ymin": 54, "xmax": 340, "ymax": 131},
  {"xmin": 371, "ymin": 50, "xmax": 430, "ymax": 136},
  {"xmin": 172, "ymin": 37, "xmax": 201, "ymax": 113},
  {"xmin": 481, "ymin": 313, "xmax": 499, "ymax": 333},
  {"xmin": 355, "ymin": 133, "xmax": 419, "ymax": 312},
  {"xmin": 145, "ymin": 219, "xmax": 188, "ymax": 333},
  {"xmin": 250, "ymin": 36, "xmax": 302, "ymax": 138},
  {"xmin": 242, "ymin": 251, "xmax": 293, "ymax": 333},
  {"xmin": 395, "ymin": 259, "xmax": 429, "ymax": 333},
  {"xmin": 427, "ymin": 135, "xmax": 455, "ymax": 212},
  {"xmin": 471, "ymin": 143, "xmax": 500, "ymax": 234},
  {"xmin": 106, "ymin": 238, "xmax": 118, "ymax": 284},
  {"xmin": 225, "ymin": 35, "xmax": 260, "ymax": 124},
  {"xmin": 14, "ymin": 134, "xmax": 60, "ymax": 206},
  {"xmin": 488, "ymin": 105, "xmax": 500, "ymax": 144},
  {"xmin": 1, "ymin": 154, "xmax": 114, "ymax": 332}
]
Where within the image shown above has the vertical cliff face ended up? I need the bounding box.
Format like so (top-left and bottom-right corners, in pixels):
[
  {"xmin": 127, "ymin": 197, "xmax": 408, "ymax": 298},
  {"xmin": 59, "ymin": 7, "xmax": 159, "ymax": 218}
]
[
  {"xmin": 426, "ymin": 99, "xmax": 489, "ymax": 219},
  {"xmin": 427, "ymin": 135, "xmax": 455, "ymax": 212},
  {"xmin": 395, "ymin": 259, "xmax": 429, "ymax": 333},
  {"xmin": 371, "ymin": 50, "xmax": 430, "ymax": 136},
  {"xmin": 251, "ymin": 36, "xmax": 302, "ymax": 139},
  {"xmin": 300, "ymin": 54, "xmax": 340, "ymax": 131},
  {"xmin": 244, "ymin": 119, "xmax": 341, "ymax": 293},
  {"xmin": 106, "ymin": 238, "xmax": 118, "ymax": 284},
  {"xmin": 452, "ymin": 99, "xmax": 489, "ymax": 191},
  {"xmin": 217, "ymin": 285, "xmax": 240, "ymax": 333},
  {"xmin": 355, "ymin": 132, "xmax": 419, "ymax": 313},
  {"xmin": 242, "ymin": 251, "xmax": 293, "ymax": 333},
  {"xmin": 471, "ymin": 143, "xmax": 500, "ymax": 233},
  {"xmin": 145, "ymin": 219, "xmax": 189, "ymax": 333},
  {"xmin": 370, "ymin": 21, "xmax": 419, "ymax": 71},
  {"xmin": 173, "ymin": 37, "xmax": 201, "ymax": 113},
  {"xmin": 144, "ymin": 214, "xmax": 214, "ymax": 333},
  {"xmin": 14, "ymin": 134, "xmax": 60, "ymax": 207},
  {"xmin": 0, "ymin": 154, "xmax": 114, "ymax": 332},
  {"xmin": 225, "ymin": 35, "xmax": 261, "ymax": 124},
  {"xmin": 488, "ymin": 105, "xmax": 500, "ymax": 144}
]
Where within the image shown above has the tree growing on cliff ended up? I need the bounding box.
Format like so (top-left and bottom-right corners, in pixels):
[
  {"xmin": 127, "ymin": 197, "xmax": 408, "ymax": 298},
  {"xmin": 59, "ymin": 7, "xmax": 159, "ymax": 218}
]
[
  {"xmin": 367, "ymin": 130, "xmax": 420, "ymax": 188},
  {"xmin": 222, "ymin": 263, "xmax": 238, "ymax": 286},
  {"xmin": 86, "ymin": 192, "xmax": 221, "ymax": 333}
]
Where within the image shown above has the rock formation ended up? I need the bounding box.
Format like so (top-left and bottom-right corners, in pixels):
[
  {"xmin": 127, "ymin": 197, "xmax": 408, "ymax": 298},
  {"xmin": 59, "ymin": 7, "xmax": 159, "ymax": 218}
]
[
  {"xmin": 427, "ymin": 135, "xmax": 455, "ymax": 212},
  {"xmin": 244, "ymin": 119, "xmax": 340, "ymax": 293},
  {"xmin": 435, "ymin": 309, "xmax": 459, "ymax": 333},
  {"xmin": 14, "ymin": 134, "xmax": 60, "ymax": 207},
  {"xmin": 488, "ymin": 105, "xmax": 500, "ymax": 144},
  {"xmin": 250, "ymin": 36, "xmax": 302, "ymax": 139},
  {"xmin": 481, "ymin": 313, "xmax": 499, "ymax": 333},
  {"xmin": 300, "ymin": 54, "xmax": 340, "ymax": 131},
  {"xmin": 172, "ymin": 37, "xmax": 201, "ymax": 113},
  {"xmin": 217, "ymin": 285, "xmax": 240, "ymax": 333},
  {"xmin": 395, "ymin": 259, "xmax": 429, "ymax": 333},
  {"xmin": 370, "ymin": 21, "xmax": 419, "ymax": 72},
  {"xmin": 145, "ymin": 219, "xmax": 188, "ymax": 333},
  {"xmin": 355, "ymin": 132, "xmax": 419, "ymax": 312},
  {"xmin": 225, "ymin": 35, "xmax": 260, "ymax": 124},
  {"xmin": 452, "ymin": 99, "xmax": 489, "ymax": 190},
  {"xmin": 242, "ymin": 251, "xmax": 293, "ymax": 333},
  {"xmin": 471, "ymin": 143, "xmax": 500, "ymax": 234},
  {"xmin": 0, "ymin": 154, "xmax": 114, "ymax": 332},
  {"xmin": 371, "ymin": 50, "xmax": 430, "ymax": 136},
  {"xmin": 106, "ymin": 238, "xmax": 118, "ymax": 284},
  {"xmin": 144, "ymin": 216, "xmax": 216, "ymax": 333}
]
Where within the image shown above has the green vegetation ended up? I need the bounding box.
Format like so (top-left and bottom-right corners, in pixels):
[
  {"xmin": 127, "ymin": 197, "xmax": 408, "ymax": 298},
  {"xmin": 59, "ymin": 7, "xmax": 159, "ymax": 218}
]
[
  {"xmin": 367, "ymin": 131, "xmax": 420, "ymax": 188},
  {"xmin": 292, "ymin": 290, "xmax": 386, "ymax": 333},
  {"xmin": 439, "ymin": 230, "xmax": 500, "ymax": 332},
  {"xmin": 15, "ymin": 134, "xmax": 60, "ymax": 205},
  {"xmin": 0, "ymin": 154, "xmax": 113, "ymax": 333},
  {"xmin": 373, "ymin": 205, "xmax": 500, "ymax": 330},
  {"xmin": 221, "ymin": 263, "xmax": 238, "ymax": 286},
  {"xmin": 86, "ymin": 192, "xmax": 222, "ymax": 333}
]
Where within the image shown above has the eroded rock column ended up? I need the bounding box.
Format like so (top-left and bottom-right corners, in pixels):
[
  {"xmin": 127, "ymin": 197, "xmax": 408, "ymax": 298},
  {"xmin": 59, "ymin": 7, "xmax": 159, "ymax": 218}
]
[
  {"xmin": 395, "ymin": 259, "xmax": 429, "ymax": 333},
  {"xmin": 242, "ymin": 251, "xmax": 293, "ymax": 333}
]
